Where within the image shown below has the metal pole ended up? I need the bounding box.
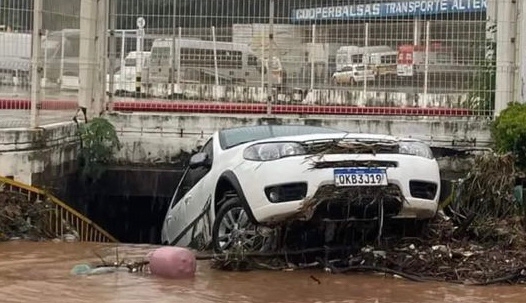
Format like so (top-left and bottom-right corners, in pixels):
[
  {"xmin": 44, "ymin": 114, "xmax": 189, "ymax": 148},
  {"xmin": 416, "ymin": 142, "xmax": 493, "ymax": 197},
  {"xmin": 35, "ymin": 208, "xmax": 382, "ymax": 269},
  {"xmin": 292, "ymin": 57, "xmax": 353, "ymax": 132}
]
[
  {"xmin": 108, "ymin": 0, "xmax": 116, "ymax": 111},
  {"xmin": 423, "ymin": 21, "xmax": 430, "ymax": 107},
  {"xmin": 120, "ymin": 31, "xmax": 125, "ymax": 92},
  {"xmin": 59, "ymin": 30, "xmax": 65, "ymax": 86},
  {"xmin": 177, "ymin": 27, "xmax": 181, "ymax": 86},
  {"xmin": 43, "ymin": 29, "xmax": 48, "ymax": 85},
  {"xmin": 212, "ymin": 26, "xmax": 219, "ymax": 86},
  {"xmin": 310, "ymin": 24, "xmax": 316, "ymax": 91},
  {"xmin": 171, "ymin": 1, "xmax": 178, "ymax": 98},
  {"xmin": 267, "ymin": 0, "xmax": 274, "ymax": 115},
  {"xmin": 413, "ymin": 17, "xmax": 420, "ymax": 45},
  {"xmin": 30, "ymin": 0, "xmax": 43, "ymax": 128},
  {"xmin": 261, "ymin": 29, "xmax": 265, "ymax": 102},
  {"xmin": 363, "ymin": 22, "xmax": 369, "ymax": 104},
  {"xmin": 136, "ymin": 22, "xmax": 144, "ymax": 97}
]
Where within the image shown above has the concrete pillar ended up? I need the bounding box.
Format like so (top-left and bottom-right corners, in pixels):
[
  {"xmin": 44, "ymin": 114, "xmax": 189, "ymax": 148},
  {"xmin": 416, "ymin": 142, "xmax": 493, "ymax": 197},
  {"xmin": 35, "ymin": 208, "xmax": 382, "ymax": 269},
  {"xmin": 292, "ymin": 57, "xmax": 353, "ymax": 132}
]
[
  {"xmin": 78, "ymin": 0, "xmax": 97, "ymax": 119},
  {"xmin": 494, "ymin": 0, "xmax": 517, "ymax": 116},
  {"xmin": 518, "ymin": 0, "xmax": 526, "ymax": 103},
  {"xmin": 486, "ymin": 0, "xmax": 497, "ymax": 47},
  {"xmin": 108, "ymin": 0, "xmax": 117, "ymax": 111},
  {"xmin": 96, "ymin": 0, "xmax": 108, "ymax": 116},
  {"xmin": 30, "ymin": 0, "xmax": 43, "ymax": 128},
  {"xmin": 79, "ymin": 0, "xmax": 106, "ymax": 119}
]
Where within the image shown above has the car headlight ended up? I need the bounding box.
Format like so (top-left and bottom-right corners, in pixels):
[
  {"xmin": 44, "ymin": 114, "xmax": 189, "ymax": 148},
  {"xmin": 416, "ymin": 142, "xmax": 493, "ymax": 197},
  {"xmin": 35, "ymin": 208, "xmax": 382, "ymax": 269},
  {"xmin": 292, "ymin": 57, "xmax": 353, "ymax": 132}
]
[
  {"xmin": 399, "ymin": 141, "xmax": 434, "ymax": 159},
  {"xmin": 243, "ymin": 142, "xmax": 306, "ymax": 161}
]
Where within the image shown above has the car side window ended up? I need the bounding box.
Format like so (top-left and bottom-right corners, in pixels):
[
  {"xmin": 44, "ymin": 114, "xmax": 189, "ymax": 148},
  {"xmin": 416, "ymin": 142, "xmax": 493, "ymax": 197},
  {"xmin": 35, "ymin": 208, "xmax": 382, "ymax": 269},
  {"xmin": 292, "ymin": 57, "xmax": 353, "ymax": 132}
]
[{"xmin": 170, "ymin": 138, "xmax": 214, "ymax": 209}]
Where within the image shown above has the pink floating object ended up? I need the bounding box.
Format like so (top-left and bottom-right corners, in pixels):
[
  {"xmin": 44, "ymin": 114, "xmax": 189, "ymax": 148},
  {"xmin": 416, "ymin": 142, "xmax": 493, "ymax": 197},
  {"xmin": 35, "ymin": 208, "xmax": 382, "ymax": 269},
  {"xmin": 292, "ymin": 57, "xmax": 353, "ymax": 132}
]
[{"xmin": 148, "ymin": 246, "xmax": 197, "ymax": 279}]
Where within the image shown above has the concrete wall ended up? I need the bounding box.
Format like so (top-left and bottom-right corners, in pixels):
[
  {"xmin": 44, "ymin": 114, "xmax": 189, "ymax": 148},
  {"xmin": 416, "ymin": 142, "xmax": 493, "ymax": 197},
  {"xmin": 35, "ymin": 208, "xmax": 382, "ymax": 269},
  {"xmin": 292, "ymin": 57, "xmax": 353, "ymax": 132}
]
[
  {"xmin": 0, "ymin": 122, "xmax": 79, "ymax": 185},
  {"xmin": 107, "ymin": 112, "xmax": 492, "ymax": 165},
  {"xmin": 0, "ymin": 113, "xmax": 491, "ymax": 185},
  {"xmin": 150, "ymin": 83, "xmax": 468, "ymax": 107}
]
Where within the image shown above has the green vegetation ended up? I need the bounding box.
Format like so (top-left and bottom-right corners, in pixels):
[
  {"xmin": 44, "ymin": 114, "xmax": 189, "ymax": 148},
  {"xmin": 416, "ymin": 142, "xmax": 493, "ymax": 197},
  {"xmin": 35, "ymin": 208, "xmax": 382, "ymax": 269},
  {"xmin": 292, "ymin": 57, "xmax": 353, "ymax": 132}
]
[
  {"xmin": 491, "ymin": 102, "xmax": 526, "ymax": 169},
  {"xmin": 77, "ymin": 117, "xmax": 121, "ymax": 182}
]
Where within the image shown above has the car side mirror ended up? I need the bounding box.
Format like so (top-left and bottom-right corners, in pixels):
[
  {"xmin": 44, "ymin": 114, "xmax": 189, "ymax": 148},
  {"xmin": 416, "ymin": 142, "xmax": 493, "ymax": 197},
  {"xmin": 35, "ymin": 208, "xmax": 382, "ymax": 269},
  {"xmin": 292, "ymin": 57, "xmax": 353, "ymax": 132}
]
[{"xmin": 189, "ymin": 152, "xmax": 209, "ymax": 169}]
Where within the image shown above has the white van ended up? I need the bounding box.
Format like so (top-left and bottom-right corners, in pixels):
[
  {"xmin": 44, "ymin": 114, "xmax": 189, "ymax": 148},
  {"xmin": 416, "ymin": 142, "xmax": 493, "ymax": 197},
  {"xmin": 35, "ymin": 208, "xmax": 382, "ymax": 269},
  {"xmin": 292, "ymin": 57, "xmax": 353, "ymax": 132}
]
[
  {"xmin": 107, "ymin": 51, "xmax": 151, "ymax": 94},
  {"xmin": 365, "ymin": 51, "xmax": 398, "ymax": 77}
]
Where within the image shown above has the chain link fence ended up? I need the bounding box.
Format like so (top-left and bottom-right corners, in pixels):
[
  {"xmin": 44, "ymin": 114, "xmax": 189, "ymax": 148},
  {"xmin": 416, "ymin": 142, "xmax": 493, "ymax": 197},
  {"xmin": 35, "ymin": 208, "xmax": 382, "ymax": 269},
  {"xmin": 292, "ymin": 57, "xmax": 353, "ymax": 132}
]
[
  {"xmin": 0, "ymin": 0, "xmax": 80, "ymax": 128},
  {"xmin": 107, "ymin": 0, "xmax": 497, "ymax": 117},
  {"xmin": 0, "ymin": 0, "xmax": 519, "ymax": 127}
]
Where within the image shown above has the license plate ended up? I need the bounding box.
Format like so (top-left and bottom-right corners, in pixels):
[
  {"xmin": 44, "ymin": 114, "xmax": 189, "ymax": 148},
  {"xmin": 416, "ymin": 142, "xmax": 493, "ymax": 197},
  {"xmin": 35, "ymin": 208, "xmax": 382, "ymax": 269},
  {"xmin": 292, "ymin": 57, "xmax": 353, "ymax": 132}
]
[{"xmin": 334, "ymin": 168, "xmax": 388, "ymax": 187}]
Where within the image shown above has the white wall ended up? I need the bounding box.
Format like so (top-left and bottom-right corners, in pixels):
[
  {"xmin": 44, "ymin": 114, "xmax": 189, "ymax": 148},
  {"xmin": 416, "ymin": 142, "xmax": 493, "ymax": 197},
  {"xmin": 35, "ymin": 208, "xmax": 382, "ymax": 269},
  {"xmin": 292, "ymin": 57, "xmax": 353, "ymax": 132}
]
[{"xmin": 108, "ymin": 112, "xmax": 492, "ymax": 164}]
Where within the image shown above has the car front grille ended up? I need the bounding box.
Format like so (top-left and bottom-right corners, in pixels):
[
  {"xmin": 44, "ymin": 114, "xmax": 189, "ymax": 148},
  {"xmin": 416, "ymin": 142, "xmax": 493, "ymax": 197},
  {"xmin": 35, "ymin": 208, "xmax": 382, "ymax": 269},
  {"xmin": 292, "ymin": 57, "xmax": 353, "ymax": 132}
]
[
  {"xmin": 310, "ymin": 160, "xmax": 398, "ymax": 169},
  {"xmin": 309, "ymin": 184, "xmax": 404, "ymax": 221},
  {"xmin": 302, "ymin": 139, "xmax": 399, "ymax": 155}
]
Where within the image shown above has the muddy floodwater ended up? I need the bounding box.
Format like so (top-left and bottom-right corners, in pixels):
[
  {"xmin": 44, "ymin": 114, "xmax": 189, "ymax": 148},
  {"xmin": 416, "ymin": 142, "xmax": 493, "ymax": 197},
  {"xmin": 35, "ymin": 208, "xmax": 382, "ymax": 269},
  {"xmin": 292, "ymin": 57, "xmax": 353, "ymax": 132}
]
[{"xmin": 0, "ymin": 242, "xmax": 525, "ymax": 303}]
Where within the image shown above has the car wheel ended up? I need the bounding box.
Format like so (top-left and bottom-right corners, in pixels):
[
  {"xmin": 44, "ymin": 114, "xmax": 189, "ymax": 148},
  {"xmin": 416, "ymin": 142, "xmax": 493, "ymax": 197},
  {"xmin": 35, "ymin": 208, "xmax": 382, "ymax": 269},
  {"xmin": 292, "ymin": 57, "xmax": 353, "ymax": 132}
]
[{"xmin": 212, "ymin": 197, "xmax": 269, "ymax": 253}]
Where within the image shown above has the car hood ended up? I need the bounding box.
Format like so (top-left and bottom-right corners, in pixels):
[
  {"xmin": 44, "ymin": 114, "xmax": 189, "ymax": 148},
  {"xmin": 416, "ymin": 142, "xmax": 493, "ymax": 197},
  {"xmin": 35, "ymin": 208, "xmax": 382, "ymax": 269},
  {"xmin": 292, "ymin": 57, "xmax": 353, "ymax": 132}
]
[{"xmin": 248, "ymin": 132, "xmax": 415, "ymax": 145}]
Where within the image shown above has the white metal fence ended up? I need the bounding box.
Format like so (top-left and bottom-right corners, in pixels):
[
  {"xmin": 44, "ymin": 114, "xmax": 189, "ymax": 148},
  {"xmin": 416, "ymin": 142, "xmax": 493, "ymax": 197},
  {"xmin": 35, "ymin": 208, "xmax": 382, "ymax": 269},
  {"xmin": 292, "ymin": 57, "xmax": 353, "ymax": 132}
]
[{"xmin": 0, "ymin": 0, "xmax": 524, "ymax": 127}]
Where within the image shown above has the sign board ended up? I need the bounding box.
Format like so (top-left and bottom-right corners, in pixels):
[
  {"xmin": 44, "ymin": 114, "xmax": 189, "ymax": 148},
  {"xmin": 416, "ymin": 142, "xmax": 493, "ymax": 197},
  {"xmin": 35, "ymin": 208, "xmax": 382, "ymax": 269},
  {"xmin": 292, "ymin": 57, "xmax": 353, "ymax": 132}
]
[
  {"xmin": 291, "ymin": 0, "xmax": 487, "ymax": 22},
  {"xmin": 136, "ymin": 17, "xmax": 146, "ymax": 29}
]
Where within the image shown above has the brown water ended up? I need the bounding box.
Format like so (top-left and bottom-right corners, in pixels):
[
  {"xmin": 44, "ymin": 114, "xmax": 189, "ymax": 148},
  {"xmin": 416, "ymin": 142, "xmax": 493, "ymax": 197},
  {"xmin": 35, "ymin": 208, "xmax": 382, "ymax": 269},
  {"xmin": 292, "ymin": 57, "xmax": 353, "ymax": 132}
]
[{"xmin": 0, "ymin": 242, "xmax": 525, "ymax": 303}]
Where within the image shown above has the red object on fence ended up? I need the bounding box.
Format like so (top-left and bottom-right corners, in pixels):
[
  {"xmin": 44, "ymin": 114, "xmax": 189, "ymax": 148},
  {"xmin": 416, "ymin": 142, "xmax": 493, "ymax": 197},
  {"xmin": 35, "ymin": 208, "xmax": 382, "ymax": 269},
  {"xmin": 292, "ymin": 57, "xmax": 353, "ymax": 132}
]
[{"xmin": 0, "ymin": 98, "xmax": 472, "ymax": 117}]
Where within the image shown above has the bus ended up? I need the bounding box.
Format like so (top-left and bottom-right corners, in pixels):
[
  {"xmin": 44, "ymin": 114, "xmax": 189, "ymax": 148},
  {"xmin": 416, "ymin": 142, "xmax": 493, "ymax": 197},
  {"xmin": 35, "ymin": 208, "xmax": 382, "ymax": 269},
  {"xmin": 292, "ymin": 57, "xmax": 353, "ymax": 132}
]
[
  {"xmin": 149, "ymin": 38, "xmax": 283, "ymax": 93},
  {"xmin": 365, "ymin": 51, "xmax": 398, "ymax": 77},
  {"xmin": 396, "ymin": 44, "xmax": 456, "ymax": 77},
  {"xmin": 335, "ymin": 45, "xmax": 393, "ymax": 72}
]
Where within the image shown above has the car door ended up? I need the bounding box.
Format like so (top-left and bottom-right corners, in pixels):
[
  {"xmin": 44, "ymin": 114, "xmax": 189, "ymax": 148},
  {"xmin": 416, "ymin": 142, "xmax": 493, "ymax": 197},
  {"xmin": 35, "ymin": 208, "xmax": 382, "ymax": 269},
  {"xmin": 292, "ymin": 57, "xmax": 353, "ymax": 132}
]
[
  {"xmin": 164, "ymin": 138, "xmax": 215, "ymax": 246},
  {"xmin": 180, "ymin": 138, "xmax": 216, "ymax": 248},
  {"xmin": 163, "ymin": 166, "xmax": 194, "ymax": 245}
]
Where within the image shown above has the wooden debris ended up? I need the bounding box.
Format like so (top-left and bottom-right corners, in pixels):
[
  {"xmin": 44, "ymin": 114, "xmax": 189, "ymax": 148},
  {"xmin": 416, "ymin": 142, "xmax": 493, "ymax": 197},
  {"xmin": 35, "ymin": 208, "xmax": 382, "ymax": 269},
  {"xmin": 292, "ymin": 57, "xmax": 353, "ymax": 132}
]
[{"xmin": 205, "ymin": 153, "xmax": 526, "ymax": 286}]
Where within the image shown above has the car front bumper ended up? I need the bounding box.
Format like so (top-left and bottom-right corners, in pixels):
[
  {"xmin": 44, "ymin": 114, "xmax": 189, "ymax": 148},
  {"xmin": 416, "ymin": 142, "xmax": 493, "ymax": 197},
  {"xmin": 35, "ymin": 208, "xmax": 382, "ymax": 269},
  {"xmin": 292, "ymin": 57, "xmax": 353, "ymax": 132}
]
[{"xmin": 232, "ymin": 153, "xmax": 441, "ymax": 224}]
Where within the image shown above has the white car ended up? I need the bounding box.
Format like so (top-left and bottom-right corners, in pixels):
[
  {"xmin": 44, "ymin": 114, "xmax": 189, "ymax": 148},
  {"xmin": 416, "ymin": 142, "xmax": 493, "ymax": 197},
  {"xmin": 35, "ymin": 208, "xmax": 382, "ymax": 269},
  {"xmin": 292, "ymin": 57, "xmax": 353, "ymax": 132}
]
[
  {"xmin": 161, "ymin": 125, "xmax": 441, "ymax": 252},
  {"xmin": 332, "ymin": 64, "xmax": 375, "ymax": 85}
]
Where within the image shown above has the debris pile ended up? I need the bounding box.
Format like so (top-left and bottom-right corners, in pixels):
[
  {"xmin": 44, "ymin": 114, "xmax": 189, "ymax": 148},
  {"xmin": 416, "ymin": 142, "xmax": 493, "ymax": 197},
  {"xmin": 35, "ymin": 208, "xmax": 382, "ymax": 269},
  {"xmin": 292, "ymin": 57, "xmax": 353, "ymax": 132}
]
[
  {"xmin": 72, "ymin": 247, "xmax": 150, "ymax": 276},
  {"xmin": 0, "ymin": 190, "xmax": 54, "ymax": 241},
  {"xmin": 203, "ymin": 153, "xmax": 526, "ymax": 285}
]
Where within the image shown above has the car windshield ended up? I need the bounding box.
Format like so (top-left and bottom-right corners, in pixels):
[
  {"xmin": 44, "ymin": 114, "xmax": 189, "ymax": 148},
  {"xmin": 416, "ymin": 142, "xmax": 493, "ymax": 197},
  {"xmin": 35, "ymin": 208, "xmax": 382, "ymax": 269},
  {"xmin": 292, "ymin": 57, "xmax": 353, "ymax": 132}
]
[{"xmin": 219, "ymin": 125, "xmax": 344, "ymax": 149}]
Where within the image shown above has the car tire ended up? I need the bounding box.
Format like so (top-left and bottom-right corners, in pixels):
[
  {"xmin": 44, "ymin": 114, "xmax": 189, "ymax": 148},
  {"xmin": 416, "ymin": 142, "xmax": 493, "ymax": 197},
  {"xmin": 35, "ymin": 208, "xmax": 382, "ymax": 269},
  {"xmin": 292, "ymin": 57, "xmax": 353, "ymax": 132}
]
[{"xmin": 212, "ymin": 197, "xmax": 267, "ymax": 253}]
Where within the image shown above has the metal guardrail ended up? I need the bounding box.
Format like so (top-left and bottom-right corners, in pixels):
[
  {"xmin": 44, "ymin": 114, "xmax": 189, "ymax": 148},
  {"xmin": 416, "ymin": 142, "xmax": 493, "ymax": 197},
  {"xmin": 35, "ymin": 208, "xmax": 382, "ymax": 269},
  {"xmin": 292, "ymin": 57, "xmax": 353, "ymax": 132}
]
[{"xmin": 0, "ymin": 175, "xmax": 118, "ymax": 243}]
